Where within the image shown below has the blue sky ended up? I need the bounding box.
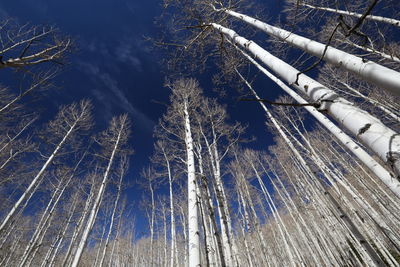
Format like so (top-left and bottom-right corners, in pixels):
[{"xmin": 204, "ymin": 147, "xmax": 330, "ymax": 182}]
[
  {"xmin": 0, "ymin": 0, "xmax": 166, "ymax": 173},
  {"xmin": 0, "ymin": 0, "xmax": 285, "ymax": 233}
]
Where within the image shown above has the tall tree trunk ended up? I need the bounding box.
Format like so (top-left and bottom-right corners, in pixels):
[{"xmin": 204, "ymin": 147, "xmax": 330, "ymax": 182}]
[
  {"xmin": 0, "ymin": 120, "xmax": 78, "ymax": 234},
  {"xmin": 98, "ymin": 159, "xmax": 125, "ymax": 267},
  {"xmin": 233, "ymin": 46, "xmax": 400, "ymax": 196},
  {"xmin": 61, "ymin": 179, "xmax": 96, "ymax": 267},
  {"xmin": 70, "ymin": 116, "xmax": 126, "ymax": 267},
  {"xmin": 183, "ymin": 99, "xmax": 201, "ymax": 267},
  {"xmin": 160, "ymin": 145, "xmax": 177, "ymax": 267},
  {"xmin": 221, "ymin": 9, "xmax": 400, "ymax": 96},
  {"xmin": 301, "ymin": 3, "xmax": 400, "ymax": 28}
]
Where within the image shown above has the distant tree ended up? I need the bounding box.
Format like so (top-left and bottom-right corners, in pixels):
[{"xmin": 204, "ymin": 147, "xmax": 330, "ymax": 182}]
[
  {"xmin": 0, "ymin": 19, "xmax": 71, "ymax": 70},
  {"xmin": 161, "ymin": 0, "xmax": 400, "ymax": 180},
  {"xmin": 71, "ymin": 114, "xmax": 131, "ymax": 267},
  {"xmin": 158, "ymin": 78, "xmax": 203, "ymax": 267},
  {"xmin": 0, "ymin": 100, "xmax": 92, "ymax": 235}
]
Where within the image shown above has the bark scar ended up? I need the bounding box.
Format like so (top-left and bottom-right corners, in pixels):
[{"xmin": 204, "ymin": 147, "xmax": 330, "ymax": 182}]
[
  {"xmin": 387, "ymin": 151, "xmax": 400, "ymax": 178},
  {"xmin": 358, "ymin": 123, "xmax": 371, "ymax": 135}
]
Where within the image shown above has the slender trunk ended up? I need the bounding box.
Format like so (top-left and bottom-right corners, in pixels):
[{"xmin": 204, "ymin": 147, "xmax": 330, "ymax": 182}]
[
  {"xmin": 196, "ymin": 148, "xmax": 226, "ymax": 267},
  {"xmin": 61, "ymin": 181, "xmax": 96, "ymax": 267},
  {"xmin": 179, "ymin": 205, "xmax": 188, "ymax": 267},
  {"xmin": 98, "ymin": 163, "xmax": 124, "ymax": 267},
  {"xmin": 94, "ymin": 215, "xmax": 109, "ymax": 266},
  {"xmin": 233, "ymin": 46, "xmax": 400, "ymax": 196},
  {"xmin": 70, "ymin": 123, "xmax": 123, "ymax": 267},
  {"xmin": 183, "ymin": 100, "xmax": 201, "ymax": 267},
  {"xmin": 282, "ymin": 114, "xmax": 400, "ymax": 250},
  {"xmin": 222, "ymin": 10, "xmax": 400, "ymax": 96},
  {"xmin": 236, "ymin": 188, "xmax": 254, "ymax": 267},
  {"xmin": 197, "ymin": 184, "xmax": 210, "ymax": 267},
  {"xmin": 199, "ymin": 124, "xmax": 235, "ymax": 266},
  {"xmin": 302, "ymin": 3, "xmax": 400, "ymax": 28},
  {"xmin": 249, "ymin": 164, "xmax": 301, "ymax": 267},
  {"xmin": 336, "ymin": 80, "xmax": 400, "ymax": 122},
  {"xmin": 149, "ymin": 181, "xmax": 155, "ymax": 267},
  {"xmin": 281, "ymin": 119, "xmax": 386, "ymax": 266},
  {"xmin": 344, "ymin": 39, "xmax": 400, "ymax": 63},
  {"xmin": 108, "ymin": 207, "xmax": 123, "ymax": 267},
  {"xmin": 45, "ymin": 193, "xmax": 80, "ymax": 267},
  {"xmin": 0, "ymin": 120, "xmax": 78, "ymax": 234},
  {"xmin": 18, "ymin": 150, "xmax": 86, "ymax": 266},
  {"xmin": 161, "ymin": 146, "xmax": 177, "ymax": 267},
  {"xmin": 325, "ymin": 191, "xmax": 385, "ymax": 266},
  {"xmin": 18, "ymin": 175, "xmax": 72, "ymax": 267},
  {"xmin": 162, "ymin": 202, "xmax": 168, "ymax": 267},
  {"xmin": 237, "ymin": 69, "xmax": 384, "ymax": 265}
]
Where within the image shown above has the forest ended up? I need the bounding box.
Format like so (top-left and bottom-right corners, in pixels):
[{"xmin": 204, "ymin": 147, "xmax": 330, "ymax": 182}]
[{"xmin": 0, "ymin": 0, "xmax": 400, "ymax": 266}]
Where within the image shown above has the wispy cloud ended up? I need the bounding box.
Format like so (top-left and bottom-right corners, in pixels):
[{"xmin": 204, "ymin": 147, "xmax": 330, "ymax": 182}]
[
  {"xmin": 81, "ymin": 34, "xmax": 148, "ymax": 72},
  {"xmin": 115, "ymin": 40, "xmax": 143, "ymax": 72},
  {"xmin": 77, "ymin": 61, "xmax": 155, "ymax": 132}
]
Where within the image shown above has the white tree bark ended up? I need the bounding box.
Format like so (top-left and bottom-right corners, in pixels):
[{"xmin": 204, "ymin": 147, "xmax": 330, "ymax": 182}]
[
  {"xmin": 198, "ymin": 124, "xmax": 234, "ymax": 266},
  {"xmin": 18, "ymin": 174, "xmax": 72, "ymax": 267},
  {"xmin": 183, "ymin": 99, "xmax": 201, "ymax": 267},
  {"xmin": 235, "ymin": 188, "xmax": 255, "ymax": 267},
  {"xmin": 21, "ymin": 148, "xmax": 87, "ymax": 266},
  {"xmin": 98, "ymin": 159, "xmax": 125, "ymax": 267},
  {"xmin": 249, "ymin": 161, "xmax": 304, "ymax": 267},
  {"xmin": 195, "ymin": 143, "xmax": 225, "ymax": 267},
  {"xmin": 148, "ymin": 173, "xmax": 155, "ymax": 267},
  {"xmin": 222, "ymin": 9, "xmax": 400, "ymax": 96},
  {"xmin": 235, "ymin": 52, "xmax": 400, "ymax": 197},
  {"xmin": 344, "ymin": 40, "xmax": 400, "ymax": 63},
  {"xmin": 217, "ymin": 28, "xmax": 400, "ymax": 194},
  {"xmin": 281, "ymin": 112, "xmax": 400, "ymax": 251},
  {"xmin": 159, "ymin": 144, "xmax": 177, "ymax": 267},
  {"xmin": 108, "ymin": 203, "xmax": 124, "ymax": 267},
  {"xmin": 237, "ymin": 69, "xmax": 386, "ymax": 265},
  {"xmin": 0, "ymin": 121, "xmax": 77, "ymax": 234},
  {"xmin": 44, "ymin": 193, "xmax": 80, "ymax": 267},
  {"xmin": 179, "ymin": 205, "xmax": 188, "ymax": 267},
  {"xmin": 70, "ymin": 116, "xmax": 126, "ymax": 267},
  {"xmin": 302, "ymin": 3, "xmax": 400, "ymax": 28},
  {"xmin": 61, "ymin": 179, "xmax": 96, "ymax": 267}
]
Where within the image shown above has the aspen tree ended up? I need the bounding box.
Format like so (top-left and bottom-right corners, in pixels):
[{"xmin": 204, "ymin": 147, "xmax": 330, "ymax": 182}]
[
  {"xmin": 0, "ymin": 100, "xmax": 92, "ymax": 235},
  {"xmin": 287, "ymin": 0, "xmax": 400, "ymax": 28},
  {"xmin": 194, "ymin": 139, "xmax": 226, "ymax": 267},
  {"xmin": 0, "ymin": 19, "xmax": 71, "ymax": 70},
  {"xmin": 41, "ymin": 189, "xmax": 81, "ymax": 267},
  {"xmin": 60, "ymin": 173, "xmax": 99, "ymax": 267},
  {"xmin": 237, "ymin": 71, "xmax": 387, "ymax": 265},
  {"xmin": 139, "ymin": 166, "xmax": 158, "ymax": 267},
  {"xmin": 18, "ymin": 169, "xmax": 73, "ymax": 267},
  {"xmin": 97, "ymin": 157, "xmax": 127, "ymax": 267},
  {"xmin": 108, "ymin": 198, "xmax": 127, "ymax": 266},
  {"xmin": 214, "ymin": 23, "xmax": 400, "ymax": 178},
  {"xmin": 194, "ymin": 98, "xmax": 244, "ymax": 267},
  {"xmin": 18, "ymin": 147, "xmax": 88, "ymax": 266},
  {"xmin": 233, "ymin": 48, "xmax": 400, "ymax": 197},
  {"xmin": 70, "ymin": 114, "xmax": 130, "ymax": 267},
  {"xmin": 159, "ymin": 79, "xmax": 203, "ymax": 267},
  {"xmin": 161, "ymin": 0, "xmax": 400, "ymax": 181},
  {"xmin": 0, "ymin": 71, "xmax": 57, "ymax": 115},
  {"xmin": 276, "ymin": 103, "xmax": 399, "ymax": 261},
  {"xmin": 216, "ymin": 6, "xmax": 400, "ymax": 96},
  {"xmin": 152, "ymin": 140, "xmax": 178, "ymax": 267}
]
